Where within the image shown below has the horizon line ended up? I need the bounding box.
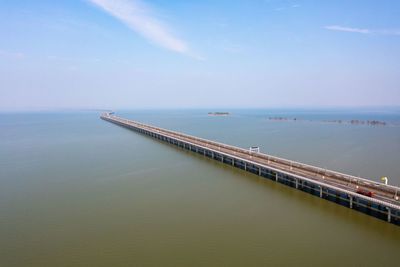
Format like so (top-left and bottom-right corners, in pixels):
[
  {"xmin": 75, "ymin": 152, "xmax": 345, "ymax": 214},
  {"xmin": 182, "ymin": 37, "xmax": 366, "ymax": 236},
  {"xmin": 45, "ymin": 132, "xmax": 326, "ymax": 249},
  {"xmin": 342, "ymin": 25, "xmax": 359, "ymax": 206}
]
[{"xmin": 1, "ymin": 105, "xmax": 400, "ymax": 113}]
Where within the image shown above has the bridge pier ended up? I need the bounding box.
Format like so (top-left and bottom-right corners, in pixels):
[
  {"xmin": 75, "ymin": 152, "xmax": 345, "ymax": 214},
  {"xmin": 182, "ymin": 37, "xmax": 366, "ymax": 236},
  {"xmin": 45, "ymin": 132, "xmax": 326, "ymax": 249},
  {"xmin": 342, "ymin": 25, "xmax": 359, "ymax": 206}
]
[
  {"xmin": 101, "ymin": 113, "xmax": 400, "ymax": 226},
  {"xmin": 349, "ymin": 196, "xmax": 353, "ymax": 209}
]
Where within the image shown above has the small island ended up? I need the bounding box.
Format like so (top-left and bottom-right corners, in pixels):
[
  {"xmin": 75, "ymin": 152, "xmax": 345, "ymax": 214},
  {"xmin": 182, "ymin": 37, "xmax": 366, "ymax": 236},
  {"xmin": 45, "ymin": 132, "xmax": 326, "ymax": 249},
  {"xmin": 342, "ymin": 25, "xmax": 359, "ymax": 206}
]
[{"xmin": 208, "ymin": 112, "xmax": 230, "ymax": 116}]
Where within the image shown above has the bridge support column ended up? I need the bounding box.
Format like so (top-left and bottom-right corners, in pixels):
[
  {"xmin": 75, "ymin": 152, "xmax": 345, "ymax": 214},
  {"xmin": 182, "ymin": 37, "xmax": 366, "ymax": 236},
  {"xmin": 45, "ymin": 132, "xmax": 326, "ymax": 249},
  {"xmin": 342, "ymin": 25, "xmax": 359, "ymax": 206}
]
[
  {"xmin": 387, "ymin": 208, "xmax": 391, "ymax": 223},
  {"xmin": 258, "ymin": 167, "xmax": 261, "ymax": 176},
  {"xmin": 232, "ymin": 158, "xmax": 234, "ymax": 166},
  {"xmin": 295, "ymin": 179, "xmax": 298, "ymax": 189},
  {"xmin": 275, "ymin": 173, "xmax": 278, "ymax": 182},
  {"xmin": 244, "ymin": 162, "xmax": 247, "ymax": 171},
  {"xmin": 221, "ymin": 155, "xmax": 224, "ymax": 162},
  {"xmin": 320, "ymin": 186, "xmax": 323, "ymax": 198},
  {"xmin": 349, "ymin": 196, "xmax": 353, "ymax": 209}
]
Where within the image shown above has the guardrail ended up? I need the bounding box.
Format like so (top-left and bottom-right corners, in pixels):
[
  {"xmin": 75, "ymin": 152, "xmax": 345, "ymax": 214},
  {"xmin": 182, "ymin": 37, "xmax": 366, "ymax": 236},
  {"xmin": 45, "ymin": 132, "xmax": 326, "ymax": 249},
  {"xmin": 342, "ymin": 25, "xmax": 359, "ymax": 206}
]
[{"xmin": 102, "ymin": 113, "xmax": 399, "ymax": 197}]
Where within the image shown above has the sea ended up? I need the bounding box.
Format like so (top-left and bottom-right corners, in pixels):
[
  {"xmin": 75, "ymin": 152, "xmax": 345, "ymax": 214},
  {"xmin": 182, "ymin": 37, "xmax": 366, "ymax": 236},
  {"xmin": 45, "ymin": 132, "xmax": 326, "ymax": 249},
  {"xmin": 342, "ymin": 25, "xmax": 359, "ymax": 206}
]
[{"xmin": 1, "ymin": 108, "xmax": 399, "ymax": 266}]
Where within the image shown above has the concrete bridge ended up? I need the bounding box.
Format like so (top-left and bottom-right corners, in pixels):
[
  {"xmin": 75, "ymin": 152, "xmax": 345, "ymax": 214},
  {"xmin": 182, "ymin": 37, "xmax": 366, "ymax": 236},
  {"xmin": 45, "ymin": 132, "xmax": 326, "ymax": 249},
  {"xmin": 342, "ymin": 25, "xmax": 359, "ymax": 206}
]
[{"xmin": 101, "ymin": 112, "xmax": 400, "ymax": 225}]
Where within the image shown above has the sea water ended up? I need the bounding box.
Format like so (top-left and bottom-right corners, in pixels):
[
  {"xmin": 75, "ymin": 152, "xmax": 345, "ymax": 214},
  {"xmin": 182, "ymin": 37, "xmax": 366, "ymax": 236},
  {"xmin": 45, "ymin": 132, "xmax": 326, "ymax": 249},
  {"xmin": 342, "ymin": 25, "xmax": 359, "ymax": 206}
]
[{"xmin": 1, "ymin": 109, "xmax": 399, "ymax": 266}]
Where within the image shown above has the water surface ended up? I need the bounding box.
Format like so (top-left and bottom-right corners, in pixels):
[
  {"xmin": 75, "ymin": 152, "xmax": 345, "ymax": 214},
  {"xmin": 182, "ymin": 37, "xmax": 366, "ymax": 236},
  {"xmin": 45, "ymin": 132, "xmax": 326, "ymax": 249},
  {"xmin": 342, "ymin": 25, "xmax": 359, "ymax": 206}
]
[{"xmin": 1, "ymin": 109, "xmax": 399, "ymax": 266}]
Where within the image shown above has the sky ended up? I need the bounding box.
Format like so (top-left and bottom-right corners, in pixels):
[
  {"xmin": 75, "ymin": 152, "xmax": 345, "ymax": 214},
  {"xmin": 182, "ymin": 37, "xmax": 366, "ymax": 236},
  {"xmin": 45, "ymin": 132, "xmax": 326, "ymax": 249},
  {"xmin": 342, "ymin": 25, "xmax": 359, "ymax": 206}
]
[{"xmin": 0, "ymin": 0, "xmax": 400, "ymax": 110}]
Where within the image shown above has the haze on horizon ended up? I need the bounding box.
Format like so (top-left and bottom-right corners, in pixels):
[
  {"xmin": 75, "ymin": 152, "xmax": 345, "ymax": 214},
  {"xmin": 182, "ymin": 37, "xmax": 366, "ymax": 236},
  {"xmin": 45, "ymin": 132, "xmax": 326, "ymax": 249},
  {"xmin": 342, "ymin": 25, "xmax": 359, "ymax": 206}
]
[{"xmin": 1, "ymin": 0, "xmax": 400, "ymax": 111}]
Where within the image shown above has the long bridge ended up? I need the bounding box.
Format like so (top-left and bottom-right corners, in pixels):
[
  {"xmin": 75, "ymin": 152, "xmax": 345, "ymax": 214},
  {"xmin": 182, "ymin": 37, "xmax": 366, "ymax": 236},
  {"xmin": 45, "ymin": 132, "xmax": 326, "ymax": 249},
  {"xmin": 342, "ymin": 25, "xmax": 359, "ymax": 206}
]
[{"xmin": 101, "ymin": 112, "xmax": 400, "ymax": 225}]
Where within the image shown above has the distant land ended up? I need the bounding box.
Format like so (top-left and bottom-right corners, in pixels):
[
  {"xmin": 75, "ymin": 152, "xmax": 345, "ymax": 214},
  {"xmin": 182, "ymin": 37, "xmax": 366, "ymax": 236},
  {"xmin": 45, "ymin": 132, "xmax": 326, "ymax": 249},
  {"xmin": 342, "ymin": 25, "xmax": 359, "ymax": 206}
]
[
  {"xmin": 268, "ymin": 117, "xmax": 387, "ymax": 126},
  {"xmin": 208, "ymin": 112, "xmax": 230, "ymax": 116}
]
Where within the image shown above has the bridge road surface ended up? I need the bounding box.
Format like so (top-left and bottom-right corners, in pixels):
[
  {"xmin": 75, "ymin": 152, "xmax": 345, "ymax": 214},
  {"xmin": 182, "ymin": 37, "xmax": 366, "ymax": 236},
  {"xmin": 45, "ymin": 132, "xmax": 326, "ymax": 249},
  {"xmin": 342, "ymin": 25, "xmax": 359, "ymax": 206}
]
[{"xmin": 101, "ymin": 113, "xmax": 400, "ymax": 221}]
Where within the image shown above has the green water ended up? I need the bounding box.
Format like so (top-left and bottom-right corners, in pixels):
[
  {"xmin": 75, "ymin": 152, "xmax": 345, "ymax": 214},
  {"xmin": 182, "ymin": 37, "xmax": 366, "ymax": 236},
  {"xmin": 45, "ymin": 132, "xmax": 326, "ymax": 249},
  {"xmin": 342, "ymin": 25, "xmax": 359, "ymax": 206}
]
[{"xmin": 1, "ymin": 110, "xmax": 399, "ymax": 266}]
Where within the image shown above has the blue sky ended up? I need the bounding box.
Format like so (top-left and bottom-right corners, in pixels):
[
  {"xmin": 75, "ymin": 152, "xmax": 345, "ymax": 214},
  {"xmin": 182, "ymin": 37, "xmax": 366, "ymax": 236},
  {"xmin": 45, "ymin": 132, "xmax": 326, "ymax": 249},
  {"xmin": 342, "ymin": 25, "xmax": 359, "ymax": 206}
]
[{"xmin": 1, "ymin": 0, "xmax": 399, "ymax": 110}]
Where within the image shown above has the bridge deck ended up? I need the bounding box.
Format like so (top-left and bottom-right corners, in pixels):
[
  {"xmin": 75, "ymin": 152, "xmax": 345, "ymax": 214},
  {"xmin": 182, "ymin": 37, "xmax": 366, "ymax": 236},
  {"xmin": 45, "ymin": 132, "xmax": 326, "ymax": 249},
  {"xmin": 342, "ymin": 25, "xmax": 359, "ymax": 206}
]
[{"xmin": 101, "ymin": 113, "xmax": 400, "ymax": 224}]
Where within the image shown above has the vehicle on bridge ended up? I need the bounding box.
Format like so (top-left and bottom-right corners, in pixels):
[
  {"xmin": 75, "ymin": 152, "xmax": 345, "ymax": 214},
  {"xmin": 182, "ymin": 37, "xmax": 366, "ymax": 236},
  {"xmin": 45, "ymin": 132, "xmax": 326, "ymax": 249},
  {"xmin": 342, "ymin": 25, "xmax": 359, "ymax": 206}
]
[{"xmin": 356, "ymin": 189, "xmax": 374, "ymax": 197}]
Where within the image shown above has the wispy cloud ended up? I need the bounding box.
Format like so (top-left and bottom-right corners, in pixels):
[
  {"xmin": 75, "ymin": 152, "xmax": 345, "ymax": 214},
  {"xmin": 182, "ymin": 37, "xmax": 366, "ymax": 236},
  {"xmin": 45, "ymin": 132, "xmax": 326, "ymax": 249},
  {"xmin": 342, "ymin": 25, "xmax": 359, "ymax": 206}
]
[
  {"xmin": 88, "ymin": 0, "xmax": 200, "ymax": 58},
  {"xmin": 324, "ymin": 25, "xmax": 370, "ymax": 34},
  {"xmin": 325, "ymin": 25, "xmax": 400, "ymax": 36},
  {"xmin": 273, "ymin": 3, "xmax": 300, "ymax": 11}
]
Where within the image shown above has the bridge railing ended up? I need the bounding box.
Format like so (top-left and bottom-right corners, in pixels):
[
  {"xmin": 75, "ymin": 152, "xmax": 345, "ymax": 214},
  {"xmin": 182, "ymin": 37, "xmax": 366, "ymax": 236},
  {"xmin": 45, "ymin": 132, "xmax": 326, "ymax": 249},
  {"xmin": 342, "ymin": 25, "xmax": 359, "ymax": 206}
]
[{"xmin": 102, "ymin": 113, "xmax": 399, "ymax": 196}]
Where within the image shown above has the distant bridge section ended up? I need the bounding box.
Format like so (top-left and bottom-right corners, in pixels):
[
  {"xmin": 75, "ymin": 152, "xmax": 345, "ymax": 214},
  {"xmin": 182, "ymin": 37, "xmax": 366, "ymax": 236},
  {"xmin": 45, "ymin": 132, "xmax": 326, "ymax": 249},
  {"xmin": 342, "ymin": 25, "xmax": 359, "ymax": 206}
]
[{"xmin": 101, "ymin": 112, "xmax": 400, "ymax": 225}]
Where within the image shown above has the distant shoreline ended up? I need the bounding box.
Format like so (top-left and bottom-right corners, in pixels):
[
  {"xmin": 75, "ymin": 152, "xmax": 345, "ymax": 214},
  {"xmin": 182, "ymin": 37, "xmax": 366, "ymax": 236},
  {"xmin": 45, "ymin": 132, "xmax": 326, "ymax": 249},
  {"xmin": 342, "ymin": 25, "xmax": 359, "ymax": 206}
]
[{"xmin": 268, "ymin": 117, "xmax": 387, "ymax": 126}]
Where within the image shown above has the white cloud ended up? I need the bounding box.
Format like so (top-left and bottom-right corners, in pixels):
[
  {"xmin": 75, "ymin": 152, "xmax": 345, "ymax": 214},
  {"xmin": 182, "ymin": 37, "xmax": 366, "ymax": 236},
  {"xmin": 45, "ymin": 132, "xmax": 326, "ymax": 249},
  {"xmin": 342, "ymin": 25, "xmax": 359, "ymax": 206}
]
[
  {"xmin": 88, "ymin": 0, "xmax": 198, "ymax": 58},
  {"xmin": 273, "ymin": 3, "xmax": 300, "ymax": 11},
  {"xmin": 324, "ymin": 25, "xmax": 370, "ymax": 34},
  {"xmin": 325, "ymin": 25, "xmax": 400, "ymax": 36}
]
